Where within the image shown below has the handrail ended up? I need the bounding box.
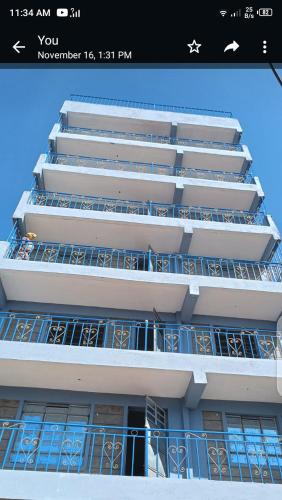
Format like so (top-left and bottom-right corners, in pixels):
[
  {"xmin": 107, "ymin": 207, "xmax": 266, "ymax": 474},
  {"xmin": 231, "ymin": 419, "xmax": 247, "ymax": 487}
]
[
  {"xmin": 6, "ymin": 240, "xmax": 282, "ymax": 282},
  {"xmin": 69, "ymin": 94, "xmax": 233, "ymax": 118},
  {"xmin": 29, "ymin": 189, "xmax": 266, "ymax": 226},
  {"xmin": 0, "ymin": 311, "xmax": 276, "ymax": 333},
  {"xmin": 0, "ymin": 312, "xmax": 279, "ymax": 359},
  {"xmin": 0, "ymin": 419, "xmax": 281, "ymax": 436},
  {"xmin": 1, "ymin": 418, "xmax": 281, "ymax": 482}
]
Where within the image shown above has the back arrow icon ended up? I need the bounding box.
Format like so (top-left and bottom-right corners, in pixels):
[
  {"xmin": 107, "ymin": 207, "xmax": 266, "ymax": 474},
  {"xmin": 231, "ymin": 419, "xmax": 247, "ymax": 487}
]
[
  {"xmin": 224, "ymin": 41, "xmax": 239, "ymax": 52},
  {"xmin": 13, "ymin": 41, "xmax": 26, "ymax": 54}
]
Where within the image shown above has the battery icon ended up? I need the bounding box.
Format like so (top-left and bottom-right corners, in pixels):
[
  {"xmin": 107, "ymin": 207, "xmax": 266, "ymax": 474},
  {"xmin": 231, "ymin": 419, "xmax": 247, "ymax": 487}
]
[{"xmin": 257, "ymin": 8, "xmax": 273, "ymax": 16}]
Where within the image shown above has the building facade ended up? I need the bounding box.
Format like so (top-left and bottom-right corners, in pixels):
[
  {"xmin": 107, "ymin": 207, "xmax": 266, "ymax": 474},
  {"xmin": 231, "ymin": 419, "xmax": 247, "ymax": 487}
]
[{"xmin": 0, "ymin": 95, "xmax": 281, "ymax": 499}]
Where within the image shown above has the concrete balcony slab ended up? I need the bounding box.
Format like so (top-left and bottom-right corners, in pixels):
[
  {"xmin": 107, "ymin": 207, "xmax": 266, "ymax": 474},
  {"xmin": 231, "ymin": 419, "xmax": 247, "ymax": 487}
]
[
  {"xmin": 62, "ymin": 99, "xmax": 242, "ymax": 143},
  {"xmin": 34, "ymin": 154, "xmax": 262, "ymax": 211},
  {"xmin": 49, "ymin": 126, "xmax": 251, "ymax": 175},
  {"xmin": 0, "ymin": 339, "xmax": 281, "ymax": 403},
  {"xmin": 14, "ymin": 192, "xmax": 279, "ymax": 260},
  {"xmin": 0, "ymin": 242, "xmax": 282, "ymax": 322},
  {"xmin": 1, "ymin": 470, "xmax": 281, "ymax": 500}
]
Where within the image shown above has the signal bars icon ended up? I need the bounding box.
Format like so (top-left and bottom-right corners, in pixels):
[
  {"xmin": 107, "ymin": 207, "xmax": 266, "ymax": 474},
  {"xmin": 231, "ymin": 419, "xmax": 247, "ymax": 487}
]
[
  {"xmin": 230, "ymin": 9, "xmax": 241, "ymax": 17},
  {"xmin": 220, "ymin": 10, "xmax": 227, "ymax": 17},
  {"xmin": 70, "ymin": 8, "xmax": 80, "ymax": 18}
]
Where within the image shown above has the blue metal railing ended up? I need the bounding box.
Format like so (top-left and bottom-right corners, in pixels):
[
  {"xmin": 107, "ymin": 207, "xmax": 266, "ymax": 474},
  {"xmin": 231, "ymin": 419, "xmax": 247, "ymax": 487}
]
[
  {"xmin": 46, "ymin": 152, "xmax": 254, "ymax": 184},
  {"xmin": 0, "ymin": 312, "xmax": 279, "ymax": 359},
  {"xmin": 60, "ymin": 124, "xmax": 243, "ymax": 152},
  {"xmin": 69, "ymin": 94, "xmax": 233, "ymax": 118},
  {"xmin": 6, "ymin": 223, "xmax": 21, "ymax": 242},
  {"xmin": 29, "ymin": 190, "xmax": 266, "ymax": 226},
  {"xmin": 6, "ymin": 240, "xmax": 282, "ymax": 282},
  {"xmin": 272, "ymin": 246, "xmax": 282, "ymax": 264},
  {"xmin": 1, "ymin": 419, "xmax": 281, "ymax": 482}
]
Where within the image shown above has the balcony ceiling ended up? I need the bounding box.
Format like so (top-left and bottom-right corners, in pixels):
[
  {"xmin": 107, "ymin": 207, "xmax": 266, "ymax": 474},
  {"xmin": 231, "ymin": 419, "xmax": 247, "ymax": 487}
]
[
  {"xmin": 40, "ymin": 165, "xmax": 258, "ymax": 210},
  {"xmin": 21, "ymin": 209, "xmax": 274, "ymax": 260},
  {"xmin": 54, "ymin": 133, "xmax": 249, "ymax": 174},
  {"xmin": 1, "ymin": 260, "xmax": 282, "ymax": 321}
]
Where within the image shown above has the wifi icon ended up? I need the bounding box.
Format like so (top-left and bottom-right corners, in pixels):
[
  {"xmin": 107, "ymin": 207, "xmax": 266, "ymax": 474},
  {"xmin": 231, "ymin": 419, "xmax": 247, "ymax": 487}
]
[{"xmin": 220, "ymin": 10, "xmax": 227, "ymax": 17}]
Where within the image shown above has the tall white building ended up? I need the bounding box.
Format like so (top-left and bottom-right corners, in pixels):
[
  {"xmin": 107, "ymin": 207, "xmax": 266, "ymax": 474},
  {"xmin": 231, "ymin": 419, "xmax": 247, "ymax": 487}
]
[{"xmin": 0, "ymin": 95, "xmax": 281, "ymax": 499}]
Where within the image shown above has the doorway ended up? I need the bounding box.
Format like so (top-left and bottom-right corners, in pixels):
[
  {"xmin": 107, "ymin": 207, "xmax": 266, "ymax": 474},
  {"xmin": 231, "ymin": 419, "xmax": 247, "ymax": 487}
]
[
  {"xmin": 125, "ymin": 407, "xmax": 145, "ymax": 476},
  {"xmin": 136, "ymin": 324, "xmax": 154, "ymax": 351}
]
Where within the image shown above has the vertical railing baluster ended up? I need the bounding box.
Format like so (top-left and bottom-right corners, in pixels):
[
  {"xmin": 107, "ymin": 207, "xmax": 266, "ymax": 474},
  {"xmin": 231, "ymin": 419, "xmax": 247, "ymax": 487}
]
[
  {"xmin": 248, "ymin": 333, "xmax": 255, "ymax": 358},
  {"xmin": 42, "ymin": 425, "xmax": 56, "ymax": 472},
  {"xmin": 88, "ymin": 430, "xmax": 96, "ymax": 473},
  {"xmin": 56, "ymin": 425, "xmax": 66, "ymax": 472},
  {"xmin": 196, "ymin": 436, "xmax": 202, "ymax": 479},
  {"xmin": 217, "ymin": 331, "xmax": 223, "ymax": 356},
  {"xmin": 179, "ymin": 326, "xmax": 183, "ymax": 353},
  {"xmin": 272, "ymin": 438, "xmax": 282, "ymax": 480},
  {"xmin": 33, "ymin": 241, "xmax": 41, "ymax": 262},
  {"xmin": 120, "ymin": 432, "xmax": 127, "ymax": 476},
  {"xmin": 70, "ymin": 321, "xmax": 76, "ymax": 346},
  {"xmin": 130, "ymin": 432, "xmax": 136, "ymax": 476},
  {"xmin": 1, "ymin": 426, "xmax": 16, "ymax": 469},
  {"xmin": 224, "ymin": 436, "xmax": 233, "ymax": 481},
  {"xmin": 11, "ymin": 318, "xmax": 19, "ymax": 342},
  {"xmin": 244, "ymin": 438, "xmax": 253, "ymax": 482},
  {"xmin": 109, "ymin": 433, "xmax": 116, "ymax": 476},
  {"xmin": 145, "ymin": 428, "xmax": 149, "ymax": 477},
  {"xmin": 99, "ymin": 431, "xmax": 106, "ymax": 474},
  {"xmin": 144, "ymin": 320, "xmax": 148, "ymax": 352},
  {"xmin": 77, "ymin": 321, "xmax": 82, "ymax": 346},
  {"xmin": 148, "ymin": 248, "xmax": 152, "ymax": 272},
  {"xmin": 0, "ymin": 314, "xmax": 13, "ymax": 341},
  {"xmin": 29, "ymin": 317, "xmax": 37, "ymax": 342},
  {"xmin": 267, "ymin": 441, "xmax": 275, "ymax": 483},
  {"xmin": 61, "ymin": 320, "xmax": 68, "ymax": 345},
  {"xmin": 61, "ymin": 243, "xmax": 68, "ymax": 264}
]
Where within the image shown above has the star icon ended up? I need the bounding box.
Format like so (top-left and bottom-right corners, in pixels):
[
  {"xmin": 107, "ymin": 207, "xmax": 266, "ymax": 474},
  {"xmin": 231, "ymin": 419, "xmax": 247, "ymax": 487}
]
[{"xmin": 187, "ymin": 40, "xmax": 202, "ymax": 54}]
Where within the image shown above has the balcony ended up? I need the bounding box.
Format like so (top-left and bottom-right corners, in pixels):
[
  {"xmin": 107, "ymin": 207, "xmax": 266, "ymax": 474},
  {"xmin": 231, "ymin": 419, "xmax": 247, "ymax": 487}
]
[
  {"xmin": 0, "ymin": 419, "xmax": 281, "ymax": 486},
  {"xmin": 51, "ymin": 124, "xmax": 251, "ymax": 175},
  {"xmin": 61, "ymin": 125, "xmax": 243, "ymax": 152},
  {"xmin": 15, "ymin": 190, "xmax": 277, "ymax": 260},
  {"xmin": 47, "ymin": 152, "xmax": 254, "ymax": 183},
  {"xmin": 28, "ymin": 189, "xmax": 266, "ymax": 225},
  {"xmin": 35, "ymin": 154, "xmax": 262, "ymax": 214},
  {"xmin": 1, "ymin": 240, "xmax": 282, "ymax": 322},
  {"xmin": 6, "ymin": 240, "xmax": 282, "ymax": 281},
  {"xmin": 0, "ymin": 312, "xmax": 279, "ymax": 360},
  {"xmin": 0, "ymin": 310, "xmax": 281, "ymax": 401},
  {"xmin": 62, "ymin": 96, "xmax": 242, "ymax": 145},
  {"xmin": 0, "ymin": 312, "xmax": 281, "ymax": 401}
]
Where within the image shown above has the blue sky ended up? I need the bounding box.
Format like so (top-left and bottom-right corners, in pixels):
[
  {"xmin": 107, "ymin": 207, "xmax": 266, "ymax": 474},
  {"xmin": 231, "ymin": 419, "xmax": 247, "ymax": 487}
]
[{"xmin": 0, "ymin": 68, "xmax": 281, "ymax": 240}]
